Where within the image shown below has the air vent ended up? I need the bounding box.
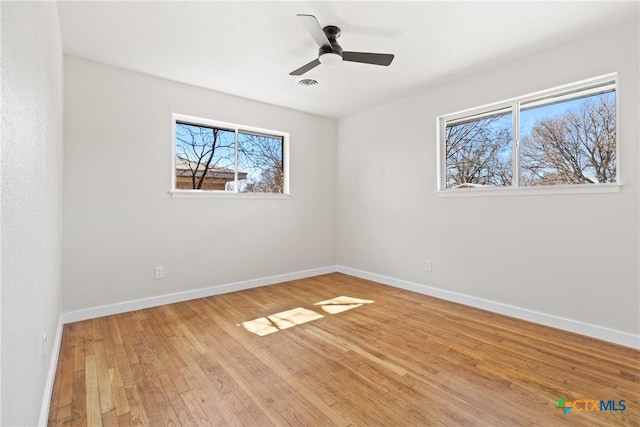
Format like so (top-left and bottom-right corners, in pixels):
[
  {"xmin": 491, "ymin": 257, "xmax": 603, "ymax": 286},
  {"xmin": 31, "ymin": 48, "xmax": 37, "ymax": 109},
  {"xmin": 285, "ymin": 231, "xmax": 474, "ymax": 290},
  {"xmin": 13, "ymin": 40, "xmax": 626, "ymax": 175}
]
[{"xmin": 297, "ymin": 78, "xmax": 318, "ymax": 87}]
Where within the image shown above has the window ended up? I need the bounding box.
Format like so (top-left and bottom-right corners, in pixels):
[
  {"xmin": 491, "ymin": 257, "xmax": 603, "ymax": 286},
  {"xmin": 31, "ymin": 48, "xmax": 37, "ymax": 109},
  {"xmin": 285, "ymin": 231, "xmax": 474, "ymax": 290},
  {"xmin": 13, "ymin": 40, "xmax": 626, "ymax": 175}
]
[
  {"xmin": 172, "ymin": 114, "xmax": 289, "ymax": 196},
  {"xmin": 437, "ymin": 74, "xmax": 618, "ymax": 194}
]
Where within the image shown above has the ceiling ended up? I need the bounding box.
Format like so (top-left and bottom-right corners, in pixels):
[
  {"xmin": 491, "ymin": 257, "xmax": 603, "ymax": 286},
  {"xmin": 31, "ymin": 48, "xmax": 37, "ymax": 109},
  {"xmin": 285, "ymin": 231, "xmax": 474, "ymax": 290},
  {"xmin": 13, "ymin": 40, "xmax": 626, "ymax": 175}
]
[{"xmin": 57, "ymin": 1, "xmax": 638, "ymax": 119}]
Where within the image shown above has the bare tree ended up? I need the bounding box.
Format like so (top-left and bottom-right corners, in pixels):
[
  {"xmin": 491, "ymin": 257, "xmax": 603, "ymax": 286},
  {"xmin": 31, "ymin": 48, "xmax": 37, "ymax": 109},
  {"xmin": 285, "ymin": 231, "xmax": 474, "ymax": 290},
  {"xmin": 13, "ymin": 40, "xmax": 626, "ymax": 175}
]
[
  {"xmin": 239, "ymin": 133, "xmax": 284, "ymax": 193},
  {"xmin": 445, "ymin": 114, "xmax": 512, "ymax": 188},
  {"xmin": 520, "ymin": 97, "xmax": 616, "ymax": 185},
  {"xmin": 175, "ymin": 124, "xmax": 234, "ymax": 189}
]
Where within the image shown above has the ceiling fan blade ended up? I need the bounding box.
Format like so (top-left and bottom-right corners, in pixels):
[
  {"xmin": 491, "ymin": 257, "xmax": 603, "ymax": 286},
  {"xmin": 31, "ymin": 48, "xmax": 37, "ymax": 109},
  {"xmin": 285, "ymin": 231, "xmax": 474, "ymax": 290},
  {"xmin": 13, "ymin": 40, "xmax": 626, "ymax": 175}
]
[
  {"xmin": 342, "ymin": 51, "xmax": 395, "ymax": 66},
  {"xmin": 297, "ymin": 14, "xmax": 331, "ymax": 48},
  {"xmin": 289, "ymin": 58, "xmax": 321, "ymax": 76}
]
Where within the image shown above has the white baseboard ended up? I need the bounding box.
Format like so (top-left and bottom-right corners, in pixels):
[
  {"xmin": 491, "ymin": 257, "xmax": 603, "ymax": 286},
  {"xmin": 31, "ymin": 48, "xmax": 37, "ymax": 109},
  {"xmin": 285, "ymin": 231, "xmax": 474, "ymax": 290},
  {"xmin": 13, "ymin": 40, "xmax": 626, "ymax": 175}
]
[
  {"xmin": 60, "ymin": 266, "xmax": 336, "ymax": 324},
  {"xmin": 59, "ymin": 264, "xmax": 640, "ymax": 349},
  {"xmin": 39, "ymin": 318, "xmax": 64, "ymax": 426},
  {"xmin": 337, "ymin": 265, "xmax": 640, "ymax": 349}
]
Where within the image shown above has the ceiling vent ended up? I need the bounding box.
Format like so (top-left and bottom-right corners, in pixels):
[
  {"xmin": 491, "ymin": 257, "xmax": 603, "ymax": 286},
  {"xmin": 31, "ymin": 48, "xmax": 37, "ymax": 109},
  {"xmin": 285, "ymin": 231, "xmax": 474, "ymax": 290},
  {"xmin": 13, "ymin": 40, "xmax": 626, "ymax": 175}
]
[{"xmin": 297, "ymin": 78, "xmax": 319, "ymax": 87}]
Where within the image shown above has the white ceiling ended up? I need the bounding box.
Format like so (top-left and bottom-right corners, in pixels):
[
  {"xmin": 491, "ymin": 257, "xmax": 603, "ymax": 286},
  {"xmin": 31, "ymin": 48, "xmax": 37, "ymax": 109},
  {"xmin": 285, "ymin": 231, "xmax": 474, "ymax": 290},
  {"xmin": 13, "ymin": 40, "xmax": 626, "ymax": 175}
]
[{"xmin": 57, "ymin": 1, "xmax": 638, "ymax": 119}]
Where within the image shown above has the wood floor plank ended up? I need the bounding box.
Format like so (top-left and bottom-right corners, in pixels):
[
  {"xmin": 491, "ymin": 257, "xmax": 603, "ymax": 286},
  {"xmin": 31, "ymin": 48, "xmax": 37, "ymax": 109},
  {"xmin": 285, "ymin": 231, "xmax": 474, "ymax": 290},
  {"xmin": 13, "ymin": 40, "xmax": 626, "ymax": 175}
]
[
  {"xmin": 48, "ymin": 273, "xmax": 640, "ymax": 426},
  {"xmin": 123, "ymin": 382, "xmax": 150, "ymax": 426},
  {"xmin": 94, "ymin": 340, "xmax": 115, "ymax": 415},
  {"xmin": 70, "ymin": 370, "xmax": 88, "ymax": 426},
  {"xmin": 84, "ymin": 354, "xmax": 103, "ymax": 427}
]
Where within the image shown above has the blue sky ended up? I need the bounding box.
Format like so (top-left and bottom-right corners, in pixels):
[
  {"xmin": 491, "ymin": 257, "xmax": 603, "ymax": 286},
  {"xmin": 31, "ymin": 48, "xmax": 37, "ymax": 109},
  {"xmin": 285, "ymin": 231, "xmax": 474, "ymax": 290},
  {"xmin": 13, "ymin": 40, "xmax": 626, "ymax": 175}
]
[{"xmin": 520, "ymin": 91, "xmax": 615, "ymax": 136}]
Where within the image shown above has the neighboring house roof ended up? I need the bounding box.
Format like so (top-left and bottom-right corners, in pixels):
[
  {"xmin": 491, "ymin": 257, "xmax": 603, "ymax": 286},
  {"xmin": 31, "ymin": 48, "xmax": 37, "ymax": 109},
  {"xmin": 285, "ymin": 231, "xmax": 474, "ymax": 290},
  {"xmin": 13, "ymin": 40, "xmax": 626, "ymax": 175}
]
[
  {"xmin": 454, "ymin": 183, "xmax": 494, "ymax": 188},
  {"xmin": 176, "ymin": 157, "xmax": 247, "ymax": 179}
]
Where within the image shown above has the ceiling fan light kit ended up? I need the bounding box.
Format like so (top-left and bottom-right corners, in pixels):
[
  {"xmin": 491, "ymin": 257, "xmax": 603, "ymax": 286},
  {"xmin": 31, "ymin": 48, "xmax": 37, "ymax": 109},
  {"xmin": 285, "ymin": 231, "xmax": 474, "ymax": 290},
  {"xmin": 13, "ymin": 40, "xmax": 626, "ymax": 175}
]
[
  {"xmin": 319, "ymin": 52, "xmax": 342, "ymax": 66},
  {"xmin": 290, "ymin": 14, "xmax": 394, "ymax": 76}
]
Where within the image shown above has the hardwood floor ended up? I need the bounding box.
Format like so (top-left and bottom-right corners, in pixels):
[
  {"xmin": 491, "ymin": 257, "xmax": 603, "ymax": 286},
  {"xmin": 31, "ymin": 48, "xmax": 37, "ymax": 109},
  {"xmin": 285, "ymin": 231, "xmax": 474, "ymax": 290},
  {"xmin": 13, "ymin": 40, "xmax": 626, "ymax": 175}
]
[{"xmin": 49, "ymin": 273, "xmax": 639, "ymax": 426}]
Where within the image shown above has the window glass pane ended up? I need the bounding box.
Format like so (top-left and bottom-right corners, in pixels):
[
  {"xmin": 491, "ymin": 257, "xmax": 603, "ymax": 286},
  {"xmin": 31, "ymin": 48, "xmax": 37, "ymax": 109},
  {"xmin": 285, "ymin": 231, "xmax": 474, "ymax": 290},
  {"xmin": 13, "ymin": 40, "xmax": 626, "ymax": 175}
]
[
  {"xmin": 519, "ymin": 90, "xmax": 616, "ymax": 186},
  {"xmin": 445, "ymin": 109, "xmax": 513, "ymax": 189},
  {"xmin": 237, "ymin": 131, "xmax": 284, "ymax": 193},
  {"xmin": 175, "ymin": 123, "xmax": 235, "ymax": 191}
]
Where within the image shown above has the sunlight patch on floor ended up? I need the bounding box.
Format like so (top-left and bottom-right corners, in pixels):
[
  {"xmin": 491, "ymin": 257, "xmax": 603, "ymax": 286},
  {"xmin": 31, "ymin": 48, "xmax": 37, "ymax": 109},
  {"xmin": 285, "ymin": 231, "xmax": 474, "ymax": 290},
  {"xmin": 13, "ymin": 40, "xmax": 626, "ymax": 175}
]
[
  {"xmin": 315, "ymin": 296, "xmax": 374, "ymax": 314},
  {"xmin": 241, "ymin": 296, "xmax": 374, "ymax": 336},
  {"xmin": 242, "ymin": 307, "xmax": 324, "ymax": 336}
]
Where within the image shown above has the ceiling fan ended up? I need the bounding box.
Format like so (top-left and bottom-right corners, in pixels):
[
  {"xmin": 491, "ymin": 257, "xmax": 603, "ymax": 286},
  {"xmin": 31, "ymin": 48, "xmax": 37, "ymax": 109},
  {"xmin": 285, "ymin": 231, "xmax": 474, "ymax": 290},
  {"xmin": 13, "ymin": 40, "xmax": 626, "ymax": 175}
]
[{"xmin": 290, "ymin": 14, "xmax": 395, "ymax": 76}]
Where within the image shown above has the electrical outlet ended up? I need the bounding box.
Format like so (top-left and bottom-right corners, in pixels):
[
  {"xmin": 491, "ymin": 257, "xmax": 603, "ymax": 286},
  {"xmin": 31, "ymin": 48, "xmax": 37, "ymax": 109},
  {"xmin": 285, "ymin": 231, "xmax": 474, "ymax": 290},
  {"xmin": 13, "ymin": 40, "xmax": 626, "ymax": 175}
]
[
  {"xmin": 424, "ymin": 259, "xmax": 432, "ymax": 271},
  {"xmin": 154, "ymin": 266, "xmax": 164, "ymax": 280},
  {"xmin": 42, "ymin": 334, "xmax": 47, "ymax": 364}
]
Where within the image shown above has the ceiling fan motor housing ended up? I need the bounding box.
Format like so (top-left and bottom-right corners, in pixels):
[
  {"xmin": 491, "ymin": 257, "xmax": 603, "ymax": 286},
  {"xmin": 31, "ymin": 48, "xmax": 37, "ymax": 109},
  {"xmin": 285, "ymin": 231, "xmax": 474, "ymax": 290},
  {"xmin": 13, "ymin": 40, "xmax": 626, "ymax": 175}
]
[
  {"xmin": 323, "ymin": 25, "xmax": 341, "ymax": 40},
  {"xmin": 319, "ymin": 25, "xmax": 343, "ymax": 64}
]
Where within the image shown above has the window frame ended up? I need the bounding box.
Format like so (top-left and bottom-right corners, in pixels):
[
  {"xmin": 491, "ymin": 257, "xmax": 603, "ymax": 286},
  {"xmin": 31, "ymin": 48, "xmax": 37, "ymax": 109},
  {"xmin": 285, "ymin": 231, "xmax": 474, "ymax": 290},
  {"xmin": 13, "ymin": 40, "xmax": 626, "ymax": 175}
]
[
  {"xmin": 171, "ymin": 113, "xmax": 290, "ymax": 199},
  {"xmin": 436, "ymin": 73, "xmax": 621, "ymax": 197}
]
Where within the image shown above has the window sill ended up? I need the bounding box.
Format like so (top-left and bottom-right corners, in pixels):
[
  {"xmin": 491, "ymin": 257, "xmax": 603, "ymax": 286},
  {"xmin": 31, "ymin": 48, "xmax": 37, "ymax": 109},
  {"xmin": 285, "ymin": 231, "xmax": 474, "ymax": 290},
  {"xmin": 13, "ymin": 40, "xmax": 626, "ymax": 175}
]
[
  {"xmin": 170, "ymin": 190, "xmax": 291, "ymax": 199},
  {"xmin": 436, "ymin": 183, "xmax": 622, "ymax": 198}
]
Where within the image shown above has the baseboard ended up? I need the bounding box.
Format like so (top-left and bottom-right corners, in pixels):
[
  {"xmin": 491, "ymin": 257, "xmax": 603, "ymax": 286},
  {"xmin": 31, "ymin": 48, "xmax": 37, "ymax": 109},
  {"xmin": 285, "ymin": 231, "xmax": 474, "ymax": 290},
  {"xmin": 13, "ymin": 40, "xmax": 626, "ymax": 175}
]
[
  {"xmin": 59, "ymin": 264, "xmax": 640, "ymax": 349},
  {"xmin": 38, "ymin": 318, "xmax": 64, "ymax": 426},
  {"xmin": 337, "ymin": 265, "xmax": 640, "ymax": 349},
  {"xmin": 60, "ymin": 265, "xmax": 337, "ymax": 324}
]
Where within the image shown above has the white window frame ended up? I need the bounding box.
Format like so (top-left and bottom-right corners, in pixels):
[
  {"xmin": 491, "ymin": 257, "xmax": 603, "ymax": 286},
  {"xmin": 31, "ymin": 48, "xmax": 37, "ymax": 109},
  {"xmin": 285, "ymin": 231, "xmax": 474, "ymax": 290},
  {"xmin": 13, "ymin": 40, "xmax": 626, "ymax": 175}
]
[
  {"xmin": 171, "ymin": 113, "xmax": 290, "ymax": 199},
  {"xmin": 436, "ymin": 73, "xmax": 621, "ymax": 197}
]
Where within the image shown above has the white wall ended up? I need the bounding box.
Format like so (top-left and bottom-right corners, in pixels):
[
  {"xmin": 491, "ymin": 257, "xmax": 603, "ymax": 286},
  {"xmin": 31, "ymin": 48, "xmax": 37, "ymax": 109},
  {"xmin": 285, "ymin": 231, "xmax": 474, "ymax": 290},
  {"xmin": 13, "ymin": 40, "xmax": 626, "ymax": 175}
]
[
  {"xmin": 337, "ymin": 19, "xmax": 639, "ymax": 337},
  {"xmin": 1, "ymin": 2, "xmax": 64, "ymax": 425},
  {"xmin": 63, "ymin": 57, "xmax": 337, "ymax": 312}
]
